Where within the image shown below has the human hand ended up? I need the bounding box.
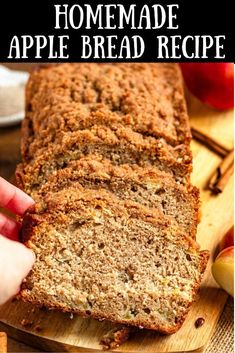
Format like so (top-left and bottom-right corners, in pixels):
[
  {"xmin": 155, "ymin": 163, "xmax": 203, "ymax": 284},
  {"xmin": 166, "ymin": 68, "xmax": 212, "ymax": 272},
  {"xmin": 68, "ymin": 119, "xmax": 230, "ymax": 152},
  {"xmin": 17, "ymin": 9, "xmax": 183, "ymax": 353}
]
[{"xmin": 0, "ymin": 177, "xmax": 35, "ymax": 305}]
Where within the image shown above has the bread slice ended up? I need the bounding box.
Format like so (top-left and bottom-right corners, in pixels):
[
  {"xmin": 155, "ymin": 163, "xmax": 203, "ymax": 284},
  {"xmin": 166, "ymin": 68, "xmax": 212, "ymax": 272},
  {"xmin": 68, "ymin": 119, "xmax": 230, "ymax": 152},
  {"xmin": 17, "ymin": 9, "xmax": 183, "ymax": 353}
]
[
  {"xmin": 21, "ymin": 63, "xmax": 191, "ymax": 161},
  {"xmin": 16, "ymin": 125, "xmax": 192, "ymax": 195},
  {"xmin": 24, "ymin": 156, "xmax": 199, "ymax": 238},
  {"xmin": 20, "ymin": 187, "xmax": 208, "ymax": 333}
]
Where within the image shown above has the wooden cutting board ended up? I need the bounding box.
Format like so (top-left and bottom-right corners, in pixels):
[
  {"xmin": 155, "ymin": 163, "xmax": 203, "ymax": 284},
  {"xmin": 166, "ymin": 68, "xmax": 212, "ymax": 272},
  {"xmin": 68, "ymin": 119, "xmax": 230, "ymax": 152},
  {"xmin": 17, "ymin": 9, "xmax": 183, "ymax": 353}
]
[
  {"xmin": 0, "ymin": 333, "xmax": 7, "ymax": 353},
  {"xmin": 0, "ymin": 94, "xmax": 233, "ymax": 352}
]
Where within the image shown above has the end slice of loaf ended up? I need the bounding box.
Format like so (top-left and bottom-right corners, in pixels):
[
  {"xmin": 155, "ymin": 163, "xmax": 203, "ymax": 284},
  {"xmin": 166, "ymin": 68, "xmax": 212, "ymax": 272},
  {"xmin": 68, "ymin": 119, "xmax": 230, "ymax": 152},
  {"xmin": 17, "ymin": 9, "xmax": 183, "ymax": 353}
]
[{"xmin": 20, "ymin": 188, "xmax": 208, "ymax": 333}]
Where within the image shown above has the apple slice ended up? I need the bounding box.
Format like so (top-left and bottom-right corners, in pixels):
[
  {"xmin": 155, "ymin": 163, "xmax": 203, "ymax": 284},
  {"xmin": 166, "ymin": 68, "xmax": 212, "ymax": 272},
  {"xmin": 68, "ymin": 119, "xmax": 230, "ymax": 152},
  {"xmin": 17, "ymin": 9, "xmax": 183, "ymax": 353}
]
[{"xmin": 212, "ymin": 246, "xmax": 234, "ymax": 296}]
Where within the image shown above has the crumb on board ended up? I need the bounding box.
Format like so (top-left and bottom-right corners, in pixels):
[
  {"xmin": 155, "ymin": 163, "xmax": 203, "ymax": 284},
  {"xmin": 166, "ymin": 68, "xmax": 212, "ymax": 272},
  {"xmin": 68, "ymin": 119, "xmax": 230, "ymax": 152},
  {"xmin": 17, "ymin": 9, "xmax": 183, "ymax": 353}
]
[
  {"xmin": 35, "ymin": 325, "xmax": 43, "ymax": 332},
  {"xmin": 21, "ymin": 319, "xmax": 33, "ymax": 327},
  {"xmin": 100, "ymin": 325, "xmax": 131, "ymax": 350},
  {"xmin": 20, "ymin": 318, "xmax": 43, "ymax": 333},
  {"xmin": 195, "ymin": 317, "xmax": 205, "ymax": 328}
]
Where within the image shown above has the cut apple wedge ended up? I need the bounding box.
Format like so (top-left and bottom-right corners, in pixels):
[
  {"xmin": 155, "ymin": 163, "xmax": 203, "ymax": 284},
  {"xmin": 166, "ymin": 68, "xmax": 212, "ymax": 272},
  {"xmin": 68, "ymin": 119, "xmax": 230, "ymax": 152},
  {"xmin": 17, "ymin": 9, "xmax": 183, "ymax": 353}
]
[{"xmin": 212, "ymin": 246, "xmax": 234, "ymax": 297}]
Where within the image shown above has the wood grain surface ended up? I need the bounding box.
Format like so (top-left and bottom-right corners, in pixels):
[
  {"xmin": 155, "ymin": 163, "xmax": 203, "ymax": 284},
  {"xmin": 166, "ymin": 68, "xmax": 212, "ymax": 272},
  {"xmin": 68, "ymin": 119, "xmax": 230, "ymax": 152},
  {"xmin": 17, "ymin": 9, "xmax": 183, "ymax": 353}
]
[
  {"xmin": 0, "ymin": 333, "xmax": 7, "ymax": 353},
  {"xmin": 0, "ymin": 73, "xmax": 233, "ymax": 352}
]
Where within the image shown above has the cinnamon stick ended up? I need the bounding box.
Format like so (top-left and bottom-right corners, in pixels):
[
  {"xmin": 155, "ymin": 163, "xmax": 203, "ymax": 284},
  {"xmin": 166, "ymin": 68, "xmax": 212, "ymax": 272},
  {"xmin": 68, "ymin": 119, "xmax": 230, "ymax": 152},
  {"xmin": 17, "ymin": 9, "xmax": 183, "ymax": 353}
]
[
  {"xmin": 191, "ymin": 127, "xmax": 229, "ymax": 157},
  {"xmin": 209, "ymin": 149, "xmax": 234, "ymax": 194}
]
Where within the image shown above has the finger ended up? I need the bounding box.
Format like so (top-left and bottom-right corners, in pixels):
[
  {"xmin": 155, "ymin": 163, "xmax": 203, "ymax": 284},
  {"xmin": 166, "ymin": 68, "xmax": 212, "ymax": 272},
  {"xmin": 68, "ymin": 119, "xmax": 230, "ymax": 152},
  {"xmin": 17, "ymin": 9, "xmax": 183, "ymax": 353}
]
[
  {"xmin": 0, "ymin": 213, "xmax": 21, "ymax": 241},
  {"xmin": 15, "ymin": 242, "xmax": 36, "ymax": 281},
  {"xmin": 0, "ymin": 177, "xmax": 34, "ymax": 216},
  {"xmin": 0, "ymin": 235, "xmax": 35, "ymax": 275}
]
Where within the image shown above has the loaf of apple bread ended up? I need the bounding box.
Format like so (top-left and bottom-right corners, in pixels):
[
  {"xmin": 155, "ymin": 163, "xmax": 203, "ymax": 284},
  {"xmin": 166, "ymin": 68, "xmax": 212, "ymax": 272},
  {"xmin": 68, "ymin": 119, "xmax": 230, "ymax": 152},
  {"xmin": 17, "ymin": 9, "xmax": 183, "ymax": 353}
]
[{"xmin": 17, "ymin": 63, "xmax": 208, "ymax": 333}]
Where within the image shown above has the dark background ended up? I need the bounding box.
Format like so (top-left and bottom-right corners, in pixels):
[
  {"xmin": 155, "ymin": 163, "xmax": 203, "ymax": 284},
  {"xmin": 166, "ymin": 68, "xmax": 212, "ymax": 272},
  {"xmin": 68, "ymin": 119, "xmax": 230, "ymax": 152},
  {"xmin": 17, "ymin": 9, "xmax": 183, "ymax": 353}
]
[{"xmin": 0, "ymin": 0, "xmax": 234, "ymax": 62}]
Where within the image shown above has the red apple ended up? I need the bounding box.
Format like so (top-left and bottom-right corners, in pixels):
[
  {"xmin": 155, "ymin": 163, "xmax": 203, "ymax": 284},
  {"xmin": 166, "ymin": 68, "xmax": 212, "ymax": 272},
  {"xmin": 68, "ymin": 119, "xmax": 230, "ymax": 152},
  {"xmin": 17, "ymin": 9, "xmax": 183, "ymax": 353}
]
[
  {"xmin": 219, "ymin": 226, "xmax": 234, "ymax": 252},
  {"xmin": 212, "ymin": 246, "xmax": 234, "ymax": 296},
  {"xmin": 180, "ymin": 63, "xmax": 234, "ymax": 110}
]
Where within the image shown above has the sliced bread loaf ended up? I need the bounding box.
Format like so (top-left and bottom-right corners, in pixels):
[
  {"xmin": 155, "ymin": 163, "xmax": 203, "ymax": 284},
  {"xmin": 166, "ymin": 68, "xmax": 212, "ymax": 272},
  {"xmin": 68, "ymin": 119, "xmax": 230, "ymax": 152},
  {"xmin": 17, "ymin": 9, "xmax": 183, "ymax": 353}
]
[
  {"xmin": 20, "ymin": 187, "xmax": 208, "ymax": 333},
  {"xmin": 18, "ymin": 63, "xmax": 207, "ymax": 334}
]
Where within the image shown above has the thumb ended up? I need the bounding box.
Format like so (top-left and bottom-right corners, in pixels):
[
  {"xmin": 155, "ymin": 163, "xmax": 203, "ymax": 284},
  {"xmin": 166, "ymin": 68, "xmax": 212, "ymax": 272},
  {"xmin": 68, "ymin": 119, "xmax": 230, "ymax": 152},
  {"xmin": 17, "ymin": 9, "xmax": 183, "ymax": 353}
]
[{"xmin": 0, "ymin": 235, "xmax": 35, "ymax": 280}]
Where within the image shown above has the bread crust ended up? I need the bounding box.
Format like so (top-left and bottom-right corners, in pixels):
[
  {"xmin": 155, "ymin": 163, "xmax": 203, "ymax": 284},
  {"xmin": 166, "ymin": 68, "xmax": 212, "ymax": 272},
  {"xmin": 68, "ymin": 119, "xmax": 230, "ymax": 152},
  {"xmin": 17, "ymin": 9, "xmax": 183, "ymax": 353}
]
[{"xmin": 21, "ymin": 63, "xmax": 191, "ymax": 160}]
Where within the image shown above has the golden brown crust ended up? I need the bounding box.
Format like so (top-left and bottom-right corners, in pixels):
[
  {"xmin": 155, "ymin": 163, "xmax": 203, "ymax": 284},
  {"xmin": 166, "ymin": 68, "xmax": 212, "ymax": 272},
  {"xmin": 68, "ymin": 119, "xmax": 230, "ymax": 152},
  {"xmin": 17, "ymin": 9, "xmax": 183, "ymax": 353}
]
[{"xmin": 22, "ymin": 63, "xmax": 191, "ymax": 161}]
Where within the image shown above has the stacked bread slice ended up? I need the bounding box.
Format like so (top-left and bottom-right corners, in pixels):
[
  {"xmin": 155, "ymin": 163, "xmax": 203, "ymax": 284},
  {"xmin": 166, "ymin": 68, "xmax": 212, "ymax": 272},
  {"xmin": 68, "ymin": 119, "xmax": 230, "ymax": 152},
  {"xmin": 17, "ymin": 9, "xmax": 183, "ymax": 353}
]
[{"xmin": 17, "ymin": 63, "xmax": 209, "ymax": 334}]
